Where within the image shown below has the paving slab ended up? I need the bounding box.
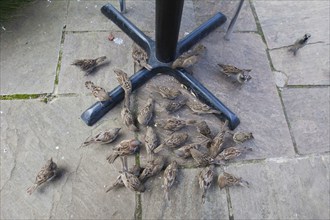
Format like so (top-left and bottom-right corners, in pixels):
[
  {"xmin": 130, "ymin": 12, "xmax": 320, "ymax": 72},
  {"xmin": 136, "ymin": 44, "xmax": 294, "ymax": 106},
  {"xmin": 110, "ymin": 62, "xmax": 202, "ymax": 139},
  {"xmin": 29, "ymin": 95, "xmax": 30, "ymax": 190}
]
[
  {"xmin": 66, "ymin": 0, "xmax": 196, "ymax": 37},
  {"xmin": 141, "ymin": 167, "xmax": 229, "ymax": 219},
  {"xmin": 269, "ymin": 43, "xmax": 330, "ymax": 86},
  {"xmin": 253, "ymin": 0, "xmax": 330, "ymax": 49},
  {"xmin": 225, "ymin": 154, "xmax": 330, "ymax": 219},
  {"xmin": 193, "ymin": 0, "xmax": 257, "ymax": 32},
  {"xmin": 191, "ymin": 32, "xmax": 295, "ymax": 160},
  {"xmin": 281, "ymin": 88, "xmax": 330, "ymax": 155},
  {"xmin": 58, "ymin": 31, "xmax": 134, "ymax": 94},
  {"xmin": 0, "ymin": 97, "xmax": 137, "ymax": 219},
  {"xmin": 0, "ymin": 0, "xmax": 67, "ymax": 95}
]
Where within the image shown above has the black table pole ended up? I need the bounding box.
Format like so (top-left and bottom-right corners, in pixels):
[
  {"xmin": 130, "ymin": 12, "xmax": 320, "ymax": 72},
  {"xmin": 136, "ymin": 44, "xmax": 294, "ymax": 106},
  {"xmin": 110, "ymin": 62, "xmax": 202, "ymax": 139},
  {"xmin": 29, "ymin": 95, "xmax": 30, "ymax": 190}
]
[
  {"xmin": 155, "ymin": 0, "xmax": 184, "ymax": 62},
  {"xmin": 81, "ymin": 0, "xmax": 241, "ymax": 130}
]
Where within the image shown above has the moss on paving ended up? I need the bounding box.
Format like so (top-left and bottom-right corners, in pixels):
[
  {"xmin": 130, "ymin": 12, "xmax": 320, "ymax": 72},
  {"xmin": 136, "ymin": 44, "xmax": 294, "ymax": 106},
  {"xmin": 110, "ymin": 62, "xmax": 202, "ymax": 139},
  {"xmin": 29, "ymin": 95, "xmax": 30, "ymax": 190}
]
[{"xmin": 0, "ymin": 94, "xmax": 41, "ymax": 100}]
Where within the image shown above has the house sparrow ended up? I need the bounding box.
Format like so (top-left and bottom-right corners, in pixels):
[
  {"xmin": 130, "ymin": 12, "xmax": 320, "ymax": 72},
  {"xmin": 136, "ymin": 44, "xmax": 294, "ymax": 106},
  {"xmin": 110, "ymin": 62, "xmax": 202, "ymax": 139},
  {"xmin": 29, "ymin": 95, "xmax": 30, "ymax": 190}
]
[
  {"xmin": 198, "ymin": 165, "xmax": 214, "ymax": 204},
  {"xmin": 114, "ymin": 68, "xmax": 132, "ymax": 98},
  {"xmin": 149, "ymin": 85, "xmax": 182, "ymax": 100},
  {"xmin": 216, "ymin": 146, "xmax": 252, "ymax": 161},
  {"xmin": 105, "ymin": 163, "xmax": 142, "ymax": 192},
  {"xmin": 72, "ymin": 56, "xmax": 107, "ymax": 74},
  {"xmin": 174, "ymin": 55, "xmax": 199, "ymax": 69},
  {"xmin": 218, "ymin": 172, "xmax": 249, "ymax": 189},
  {"xmin": 82, "ymin": 128, "xmax": 121, "ymax": 147},
  {"xmin": 190, "ymin": 148, "xmax": 217, "ymax": 167},
  {"xmin": 155, "ymin": 118, "xmax": 196, "ymax": 132},
  {"xmin": 163, "ymin": 96, "xmax": 187, "ymax": 114},
  {"xmin": 174, "ymin": 144, "xmax": 199, "ymax": 158},
  {"xmin": 132, "ymin": 44, "xmax": 152, "ymax": 70},
  {"xmin": 232, "ymin": 131, "xmax": 254, "ymax": 144},
  {"xmin": 139, "ymin": 156, "xmax": 165, "ymax": 182},
  {"xmin": 27, "ymin": 158, "xmax": 57, "ymax": 195},
  {"xmin": 144, "ymin": 126, "xmax": 159, "ymax": 157},
  {"xmin": 121, "ymin": 106, "xmax": 138, "ymax": 132},
  {"xmin": 163, "ymin": 160, "xmax": 179, "ymax": 201},
  {"xmin": 85, "ymin": 81, "xmax": 111, "ymax": 103},
  {"xmin": 120, "ymin": 157, "xmax": 145, "ymax": 192},
  {"xmin": 217, "ymin": 63, "xmax": 252, "ymax": 84},
  {"xmin": 106, "ymin": 139, "xmax": 141, "ymax": 163},
  {"xmin": 186, "ymin": 99, "xmax": 222, "ymax": 115},
  {"xmin": 154, "ymin": 132, "xmax": 189, "ymax": 153},
  {"xmin": 196, "ymin": 121, "xmax": 212, "ymax": 139},
  {"xmin": 288, "ymin": 33, "xmax": 311, "ymax": 55},
  {"xmin": 209, "ymin": 120, "xmax": 229, "ymax": 158},
  {"xmin": 172, "ymin": 44, "xmax": 206, "ymax": 68},
  {"xmin": 137, "ymin": 98, "xmax": 154, "ymax": 126}
]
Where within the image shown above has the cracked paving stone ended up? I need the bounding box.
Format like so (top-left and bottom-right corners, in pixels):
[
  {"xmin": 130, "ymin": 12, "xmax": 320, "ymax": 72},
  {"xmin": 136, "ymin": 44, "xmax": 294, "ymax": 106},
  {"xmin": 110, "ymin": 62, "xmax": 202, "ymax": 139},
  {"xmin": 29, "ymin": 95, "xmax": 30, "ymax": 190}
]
[
  {"xmin": 193, "ymin": 0, "xmax": 257, "ymax": 32},
  {"xmin": 0, "ymin": 97, "xmax": 137, "ymax": 219},
  {"xmin": 141, "ymin": 168, "xmax": 228, "ymax": 219},
  {"xmin": 281, "ymin": 87, "xmax": 330, "ymax": 155},
  {"xmin": 225, "ymin": 154, "xmax": 330, "ymax": 219},
  {"xmin": 269, "ymin": 43, "xmax": 330, "ymax": 86},
  {"xmin": 0, "ymin": 0, "xmax": 67, "ymax": 95},
  {"xmin": 253, "ymin": 0, "xmax": 330, "ymax": 49}
]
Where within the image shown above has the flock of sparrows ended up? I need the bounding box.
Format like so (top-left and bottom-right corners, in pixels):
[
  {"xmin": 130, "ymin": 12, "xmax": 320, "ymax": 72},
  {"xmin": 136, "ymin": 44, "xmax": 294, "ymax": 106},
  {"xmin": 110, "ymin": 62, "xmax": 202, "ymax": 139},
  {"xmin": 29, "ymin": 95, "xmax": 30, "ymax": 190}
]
[
  {"xmin": 27, "ymin": 43, "xmax": 254, "ymax": 203},
  {"xmin": 27, "ymin": 33, "xmax": 310, "ymax": 202}
]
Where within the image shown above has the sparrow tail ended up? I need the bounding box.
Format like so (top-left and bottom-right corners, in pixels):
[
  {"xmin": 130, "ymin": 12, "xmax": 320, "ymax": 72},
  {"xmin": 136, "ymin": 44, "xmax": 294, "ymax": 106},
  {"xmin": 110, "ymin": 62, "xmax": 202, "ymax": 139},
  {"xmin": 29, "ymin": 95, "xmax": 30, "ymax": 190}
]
[{"xmin": 27, "ymin": 184, "xmax": 38, "ymax": 195}]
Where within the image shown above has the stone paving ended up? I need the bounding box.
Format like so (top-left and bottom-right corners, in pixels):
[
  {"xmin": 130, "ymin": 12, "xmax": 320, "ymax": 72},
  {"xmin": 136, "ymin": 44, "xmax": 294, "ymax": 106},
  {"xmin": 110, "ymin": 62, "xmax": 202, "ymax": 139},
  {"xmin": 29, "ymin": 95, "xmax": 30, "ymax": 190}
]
[{"xmin": 0, "ymin": 0, "xmax": 329, "ymax": 219}]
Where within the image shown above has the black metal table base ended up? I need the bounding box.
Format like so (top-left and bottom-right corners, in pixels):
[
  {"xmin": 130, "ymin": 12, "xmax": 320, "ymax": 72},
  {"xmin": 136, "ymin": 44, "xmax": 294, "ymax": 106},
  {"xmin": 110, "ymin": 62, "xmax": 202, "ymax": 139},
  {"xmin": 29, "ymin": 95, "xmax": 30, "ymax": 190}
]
[{"xmin": 81, "ymin": 1, "xmax": 240, "ymax": 130}]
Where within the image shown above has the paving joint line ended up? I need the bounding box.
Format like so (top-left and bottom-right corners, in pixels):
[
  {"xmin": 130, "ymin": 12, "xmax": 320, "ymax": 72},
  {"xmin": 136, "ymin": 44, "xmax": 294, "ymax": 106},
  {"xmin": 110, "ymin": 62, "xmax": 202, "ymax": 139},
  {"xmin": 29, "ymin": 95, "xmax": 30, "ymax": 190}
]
[
  {"xmin": 286, "ymin": 85, "xmax": 330, "ymax": 88},
  {"xmin": 53, "ymin": 25, "xmax": 67, "ymax": 95},
  {"xmin": 248, "ymin": 0, "xmax": 301, "ymax": 155}
]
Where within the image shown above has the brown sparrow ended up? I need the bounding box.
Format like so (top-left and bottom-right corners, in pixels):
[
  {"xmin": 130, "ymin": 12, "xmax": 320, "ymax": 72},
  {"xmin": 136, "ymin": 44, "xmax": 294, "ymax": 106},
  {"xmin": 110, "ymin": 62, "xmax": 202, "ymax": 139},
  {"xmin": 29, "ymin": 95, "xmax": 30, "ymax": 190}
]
[
  {"xmin": 216, "ymin": 146, "xmax": 252, "ymax": 161},
  {"xmin": 218, "ymin": 172, "xmax": 249, "ymax": 189},
  {"xmin": 172, "ymin": 44, "xmax": 206, "ymax": 68},
  {"xmin": 106, "ymin": 139, "xmax": 141, "ymax": 163},
  {"xmin": 174, "ymin": 144, "xmax": 199, "ymax": 159},
  {"xmin": 163, "ymin": 160, "xmax": 179, "ymax": 201},
  {"xmin": 209, "ymin": 120, "xmax": 229, "ymax": 158},
  {"xmin": 114, "ymin": 68, "xmax": 132, "ymax": 99},
  {"xmin": 155, "ymin": 118, "xmax": 196, "ymax": 132},
  {"xmin": 139, "ymin": 156, "xmax": 165, "ymax": 182},
  {"xmin": 85, "ymin": 81, "xmax": 111, "ymax": 103},
  {"xmin": 82, "ymin": 128, "xmax": 121, "ymax": 147},
  {"xmin": 198, "ymin": 165, "xmax": 214, "ymax": 204},
  {"xmin": 72, "ymin": 56, "xmax": 107, "ymax": 74},
  {"xmin": 288, "ymin": 33, "xmax": 311, "ymax": 55},
  {"xmin": 137, "ymin": 98, "xmax": 154, "ymax": 126},
  {"xmin": 196, "ymin": 121, "xmax": 213, "ymax": 139},
  {"xmin": 190, "ymin": 148, "xmax": 218, "ymax": 167},
  {"xmin": 149, "ymin": 85, "xmax": 182, "ymax": 100},
  {"xmin": 163, "ymin": 96, "xmax": 187, "ymax": 114},
  {"xmin": 154, "ymin": 132, "xmax": 189, "ymax": 153},
  {"xmin": 217, "ymin": 63, "xmax": 252, "ymax": 84},
  {"xmin": 144, "ymin": 126, "xmax": 159, "ymax": 157},
  {"xmin": 27, "ymin": 158, "xmax": 57, "ymax": 195},
  {"xmin": 186, "ymin": 99, "xmax": 222, "ymax": 115},
  {"xmin": 120, "ymin": 156, "xmax": 145, "ymax": 192},
  {"xmin": 232, "ymin": 131, "xmax": 254, "ymax": 144},
  {"xmin": 121, "ymin": 106, "xmax": 138, "ymax": 132},
  {"xmin": 132, "ymin": 44, "xmax": 152, "ymax": 70},
  {"xmin": 106, "ymin": 163, "xmax": 142, "ymax": 192}
]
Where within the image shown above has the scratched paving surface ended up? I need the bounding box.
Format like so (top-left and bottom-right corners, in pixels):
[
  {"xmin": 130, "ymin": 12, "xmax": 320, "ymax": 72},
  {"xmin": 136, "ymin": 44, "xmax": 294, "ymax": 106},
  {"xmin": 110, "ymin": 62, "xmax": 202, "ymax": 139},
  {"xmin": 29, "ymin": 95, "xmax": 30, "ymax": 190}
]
[{"xmin": 0, "ymin": 0, "xmax": 329, "ymax": 219}]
